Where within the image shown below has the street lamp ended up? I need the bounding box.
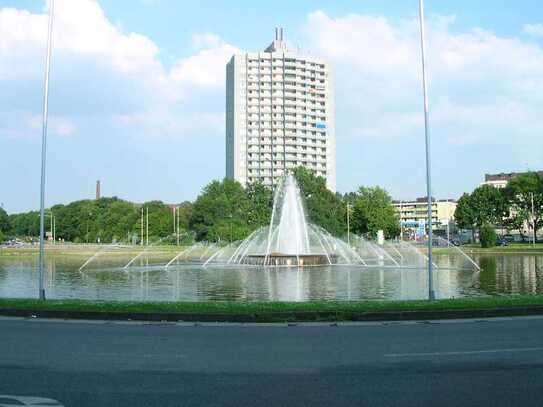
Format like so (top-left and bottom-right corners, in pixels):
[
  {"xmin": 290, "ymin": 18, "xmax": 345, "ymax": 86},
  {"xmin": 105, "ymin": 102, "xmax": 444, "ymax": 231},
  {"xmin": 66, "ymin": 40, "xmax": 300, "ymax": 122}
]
[
  {"xmin": 176, "ymin": 206, "xmax": 180, "ymax": 246},
  {"xmin": 531, "ymin": 192, "xmax": 536, "ymax": 247},
  {"xmin": 86, "ymin": 211, "xmax": 92, "ymax": 243},
  {"xmin": 146, "ymin": 207, "xmax": 149, "ymax": 246},
  {"xmin": 346, "ymin": 203, "xmax": 352, "ymax": 246},
  {"xmin": 418, "ymin": 0, "xmax": 435, "ymax": 300},
  {"xmin": 38, "ymin": 0, "xmax": 54, "ymax": 300}
]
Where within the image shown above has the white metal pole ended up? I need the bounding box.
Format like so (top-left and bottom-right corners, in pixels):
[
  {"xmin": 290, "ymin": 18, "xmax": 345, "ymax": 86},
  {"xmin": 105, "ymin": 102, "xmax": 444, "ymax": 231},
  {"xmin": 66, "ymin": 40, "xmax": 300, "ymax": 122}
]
[
  {"xmin": 172, "ymin": 206, "xmax": 176, "ymax": 237},
  {"xmin": 146, "ymin": 207, "xmax": 149, "ymax": 246},
  {"xmin": 176, "ymin": 206, "xmax": 180, "ymax": 246},
  {"xmin": 400, "ymin": 200, "xmax": 403, "ymax": 241},
  {"xmin": 347, "ymin": 203, "xmax": 351, "ymax": 246},
  {"xmin": 418, "ymin": 0, "xmax": 435, "ymax": 300},
  {"xmin": 38, "ymin": 0, "xmax": 55, "ymax": 300},
  {"xmin": 140, "ymin": 207, "xmax": 144, "ymax": 246},
  {"xmin": 532, "ymin": 193, "xmax": 536, "ymax": 247}
]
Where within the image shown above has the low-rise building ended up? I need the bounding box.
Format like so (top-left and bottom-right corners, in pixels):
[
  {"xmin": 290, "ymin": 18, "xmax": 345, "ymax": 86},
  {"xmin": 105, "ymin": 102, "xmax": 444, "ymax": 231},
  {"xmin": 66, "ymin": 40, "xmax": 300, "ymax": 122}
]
[
  {"xmin": 481, "ymin": 170, "xmax": 542, "ymax": 240},
  {"xmin": 481, "ymin": 170, "xmax": 543, "ymax": 189},
  {"xmin": 392, "ymin": 197, "xmax": 457, "ymax": 237}
]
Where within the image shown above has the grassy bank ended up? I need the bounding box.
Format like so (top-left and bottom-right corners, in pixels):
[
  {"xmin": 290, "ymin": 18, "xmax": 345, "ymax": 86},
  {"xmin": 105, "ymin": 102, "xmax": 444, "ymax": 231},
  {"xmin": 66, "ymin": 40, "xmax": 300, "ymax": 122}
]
[
  {"xmin": 1, "ymin": 295, "xmax": 543, "ymax": 317},
  {"xmin": 0, "ymin": 244, "xmax": 187, "ymax": 257},
  {"xmin": 3, "ymin": 243, "xmax": 542, "ymax": 259},
  {"xmin": 432, "ymin": 244, "xmax": 543, "ymax": 255}
]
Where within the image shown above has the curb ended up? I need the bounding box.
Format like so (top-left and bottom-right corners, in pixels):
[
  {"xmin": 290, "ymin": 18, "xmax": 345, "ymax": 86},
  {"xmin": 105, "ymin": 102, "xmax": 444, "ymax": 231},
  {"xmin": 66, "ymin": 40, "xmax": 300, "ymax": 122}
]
[{"xmin": 1, "ymin": 306, "xmax": 543, "ymax": 323}]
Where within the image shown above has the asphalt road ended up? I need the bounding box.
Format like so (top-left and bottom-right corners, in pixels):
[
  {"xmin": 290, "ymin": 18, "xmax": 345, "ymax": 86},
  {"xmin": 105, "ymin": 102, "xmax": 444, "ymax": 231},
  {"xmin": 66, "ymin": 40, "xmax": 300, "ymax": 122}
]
[{"xmin": 1, "ymin": 317, "xmax": 543, "ymax": 407}]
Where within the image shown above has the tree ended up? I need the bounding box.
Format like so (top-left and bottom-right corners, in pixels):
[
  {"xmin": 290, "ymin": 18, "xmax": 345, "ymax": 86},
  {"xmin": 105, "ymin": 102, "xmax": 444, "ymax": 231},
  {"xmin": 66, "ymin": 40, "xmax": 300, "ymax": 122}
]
[
  {"xmin": 48, "ymin": 198, "xmax": 140, "ymax": 243},
  {"xmin": 350, "ymin": 186, "xmax": 400, "ymax": 239},
  {"xmin": 176, "ymin": 201, "xmax": 193, "ymax": 231},
  {"xmin": 470, "ymin": 184, "xmax": 508, "ymax": 228},
  {"xmin": 504, "ymin": 214, "xmax": 525, "ymax": 238},
  {"xmin": 0, "ymin": 207, "xmax": 9, "ymax": 234},
  {"xmin": 189, "ymin": 178, "xmax": 253, "ymax": 242},
  {"xmin": 292, "ymin": 167, "xmax": 346, "ymax": 236},
  {"xmin": 8, "ymin": 211, "xmax": 40, "ymax": 238},
  {"xmin": 480, "ymin": 223, "xmax": 497, "ymax": 248},
  {"xmin": 141, "ymin": 201, "xmax": 176, "ymax": 243},
  {"xmin": 454, "ymin": 193, "xmax": 476, "ymax": 241},
  {"xmin": 245, "ymin": 182, "xmax": 272, "ymax": 228},
  {"xmin": 505, "ymin": 172, "xmax": 543, "ymax": 243}
]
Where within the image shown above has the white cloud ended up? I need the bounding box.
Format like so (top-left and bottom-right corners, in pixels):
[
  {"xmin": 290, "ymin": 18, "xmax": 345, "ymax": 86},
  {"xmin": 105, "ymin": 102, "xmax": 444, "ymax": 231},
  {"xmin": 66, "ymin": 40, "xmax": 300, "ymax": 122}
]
[
  {"xmin": 303, "ymin": 11, "xmax": 419, "ymax": 78},
  {"xmin": 523, "ymin": 23, "xmax": 543, "ymax": 37},
  {"xmin": 0, "ymin": 0, "xmax": 237, "ymax": 140},
  {"xmin": 302, "ymin": 11, "xmax": 543, "ymax": 146},
  {"xmin": 52, "ymin": 119, "xmax": 76, "ymax": 136},
  {"xmin": 169, "ymin": 42, "xmax": 239, "ymax": 89},
  {"xmin": 299, "ymin": 11, "xmax": 543, "ymax": 198},
  {"xmin": 192, "ymin": 33, "xmax": 223, "ymax": 50}
]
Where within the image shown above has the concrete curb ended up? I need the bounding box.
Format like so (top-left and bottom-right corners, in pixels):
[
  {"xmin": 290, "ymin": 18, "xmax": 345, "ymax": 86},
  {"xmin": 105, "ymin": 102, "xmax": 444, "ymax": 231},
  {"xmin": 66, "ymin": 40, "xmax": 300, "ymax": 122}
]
[{"xmin": 1, "ymin": 306, "xmax": 543, "ymax": 323}]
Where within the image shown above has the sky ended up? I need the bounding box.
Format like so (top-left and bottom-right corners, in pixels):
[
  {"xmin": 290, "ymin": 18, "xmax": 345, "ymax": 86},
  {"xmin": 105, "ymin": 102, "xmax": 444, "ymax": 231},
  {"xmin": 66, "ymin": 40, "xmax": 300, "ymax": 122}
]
[{"xmin": 0, "ymin": 0, "xmax": 542, "ymax": 213}]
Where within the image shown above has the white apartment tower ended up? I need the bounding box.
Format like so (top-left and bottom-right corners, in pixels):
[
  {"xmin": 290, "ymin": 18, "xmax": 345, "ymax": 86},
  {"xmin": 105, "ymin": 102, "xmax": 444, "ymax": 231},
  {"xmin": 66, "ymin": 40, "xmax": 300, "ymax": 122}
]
[{"xmin": 226, "ymin": 28, "xmax": 336, "ymax": 191}]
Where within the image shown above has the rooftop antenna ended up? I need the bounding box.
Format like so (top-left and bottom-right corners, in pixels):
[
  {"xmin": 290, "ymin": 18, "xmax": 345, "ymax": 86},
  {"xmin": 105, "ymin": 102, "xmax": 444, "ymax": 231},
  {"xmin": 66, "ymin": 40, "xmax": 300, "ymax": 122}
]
[{"xmin": 275, "ymin": 27, "xmax": 278, "ymax": 41}]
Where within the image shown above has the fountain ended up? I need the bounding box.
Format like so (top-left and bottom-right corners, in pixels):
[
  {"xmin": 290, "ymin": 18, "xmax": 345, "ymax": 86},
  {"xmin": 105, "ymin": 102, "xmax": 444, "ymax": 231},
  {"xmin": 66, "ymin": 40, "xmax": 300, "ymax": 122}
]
[
  {"xmin": 82, "ymin": 174, "xmax": 478, "ymax": 272},
  {"xmin": 201, "ymin": 174, "xmax": 363, "ymax": 267},
  {"xmin": 185, "ymin": 174, "xmax": 478, "ymax": 271},
  {"xmin": 68, "ymin": 173, "xmax": 484, "ymax": 303}
]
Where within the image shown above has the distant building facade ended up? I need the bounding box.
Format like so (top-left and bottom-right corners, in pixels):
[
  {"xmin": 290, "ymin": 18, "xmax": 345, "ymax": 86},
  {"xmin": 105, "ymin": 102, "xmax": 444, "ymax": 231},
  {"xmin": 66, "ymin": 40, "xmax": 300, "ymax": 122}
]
[
  {"xmin": 480, "ymin": 170, "xmax": 543, "ymax": 239},
  {"xmin": 226, "ymin": 28, "xmax": 336, "ymax": 191},
  {"xmin": 392, "ymin": 197, "xmax": 457, "ymax": 236},
  {"xmin": 481, "ymin": 170, "xmax": 543, "ymax": 189}
]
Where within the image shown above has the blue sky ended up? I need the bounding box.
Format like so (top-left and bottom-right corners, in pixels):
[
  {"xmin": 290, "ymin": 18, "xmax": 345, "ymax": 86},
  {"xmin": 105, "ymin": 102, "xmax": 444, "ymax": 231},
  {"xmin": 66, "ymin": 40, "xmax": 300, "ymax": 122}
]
[{"xmin": 1, "ymin": 0, "xmax": 542, "ymax": 213}]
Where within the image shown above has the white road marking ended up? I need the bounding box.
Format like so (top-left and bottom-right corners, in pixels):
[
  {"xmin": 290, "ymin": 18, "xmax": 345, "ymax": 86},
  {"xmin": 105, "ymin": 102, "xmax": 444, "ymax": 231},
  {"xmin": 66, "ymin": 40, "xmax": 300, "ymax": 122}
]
[
  {"xmin": 385, "ymin": 347, "xmax": 543, "ymax": 358},
  {"xmin": 0, "ymin": 394, "xmax": 64, "ymax": 406}
]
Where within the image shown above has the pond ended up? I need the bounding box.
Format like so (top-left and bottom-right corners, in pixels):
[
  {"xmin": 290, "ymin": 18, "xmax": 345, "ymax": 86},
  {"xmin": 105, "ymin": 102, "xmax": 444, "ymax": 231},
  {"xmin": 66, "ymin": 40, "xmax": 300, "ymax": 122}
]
[{"xmin": 0, "ymin": 252, "xmax": 541, "ymax": 301}]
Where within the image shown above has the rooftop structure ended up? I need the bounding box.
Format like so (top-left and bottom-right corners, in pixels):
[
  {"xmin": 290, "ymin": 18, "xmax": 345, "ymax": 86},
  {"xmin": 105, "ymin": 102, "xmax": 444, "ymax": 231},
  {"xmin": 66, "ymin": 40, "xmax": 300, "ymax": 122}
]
[{"xmin": 481, "ymin": 170, "xmax": 543, "ymax": 189}]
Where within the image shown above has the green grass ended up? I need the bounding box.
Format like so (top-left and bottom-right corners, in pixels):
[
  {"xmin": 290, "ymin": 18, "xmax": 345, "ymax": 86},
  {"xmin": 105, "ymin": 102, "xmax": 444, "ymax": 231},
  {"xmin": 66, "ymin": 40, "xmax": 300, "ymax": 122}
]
[
  {"xmin": 1, "ymin": 295, "xmax": 543, "ymax": 317},
  {"xmin": 0, "ymin": 244, "xmax": 188, "ymax": 257},
  {"xmin": 432, "ymin": 244, "xmax": 543, "ymax": 255}
]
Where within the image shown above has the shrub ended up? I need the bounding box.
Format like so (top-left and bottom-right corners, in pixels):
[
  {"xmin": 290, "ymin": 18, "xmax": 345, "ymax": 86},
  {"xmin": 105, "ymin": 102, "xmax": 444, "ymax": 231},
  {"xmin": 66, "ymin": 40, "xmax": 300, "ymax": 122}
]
[{"xmin": 480, "ymin": 224, "xmax": 497, "ymax": 248}]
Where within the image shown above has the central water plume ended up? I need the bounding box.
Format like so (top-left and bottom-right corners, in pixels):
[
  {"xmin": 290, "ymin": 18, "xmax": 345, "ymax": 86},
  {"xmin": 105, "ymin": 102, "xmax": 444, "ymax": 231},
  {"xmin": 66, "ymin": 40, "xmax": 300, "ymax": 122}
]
[{"xmin": 266, "ymin": 174, "xmax": 311, "ymax": 256}]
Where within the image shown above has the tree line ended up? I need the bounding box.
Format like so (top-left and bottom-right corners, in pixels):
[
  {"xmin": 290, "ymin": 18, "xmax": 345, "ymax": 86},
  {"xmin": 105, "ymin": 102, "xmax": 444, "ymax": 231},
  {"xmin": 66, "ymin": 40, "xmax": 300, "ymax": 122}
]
[
  {"xmin": 2, "ymin": 198, "xmax": 192, "ymax": 244},
  {"xmin": 455, "ymin": 172, "xmax": 543, "ymax": 242},
  {"xmin": 1, "ymin": 167, "xmax": 400, "ymax": 244}
]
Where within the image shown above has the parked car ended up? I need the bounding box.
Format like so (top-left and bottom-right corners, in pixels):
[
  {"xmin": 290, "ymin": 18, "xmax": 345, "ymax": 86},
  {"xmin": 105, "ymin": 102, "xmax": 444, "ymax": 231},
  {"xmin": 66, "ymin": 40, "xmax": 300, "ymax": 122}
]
[{"xmin": 496, "ymin": 237, "xmax": 508, "ymax": 246}]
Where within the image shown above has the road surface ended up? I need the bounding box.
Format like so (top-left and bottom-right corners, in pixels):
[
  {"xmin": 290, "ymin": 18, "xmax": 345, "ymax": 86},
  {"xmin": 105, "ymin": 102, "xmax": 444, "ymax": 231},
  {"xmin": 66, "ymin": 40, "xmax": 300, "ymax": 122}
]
[{"xmin": 1, "ymin": 316, "xmax": 543, "ymax": 406}]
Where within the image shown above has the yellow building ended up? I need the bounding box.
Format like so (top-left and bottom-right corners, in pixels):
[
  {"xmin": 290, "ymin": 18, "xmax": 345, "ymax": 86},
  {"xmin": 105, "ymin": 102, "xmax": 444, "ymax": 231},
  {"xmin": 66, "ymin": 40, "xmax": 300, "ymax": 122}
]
[{"xmin": 392, "ymin": 198, "xmax": 457, "ymax": 236}]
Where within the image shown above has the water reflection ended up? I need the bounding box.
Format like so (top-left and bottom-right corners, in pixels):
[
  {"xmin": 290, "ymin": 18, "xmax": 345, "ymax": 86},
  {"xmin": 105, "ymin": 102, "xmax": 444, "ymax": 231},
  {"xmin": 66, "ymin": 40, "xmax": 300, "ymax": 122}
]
[
  {"xmin": 476, "ymin": 254, "xmax": 542, "ymax": 295},
  {"xmin": 0, "ymin": 253, "xmax": 541, "ymax": 301}
]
